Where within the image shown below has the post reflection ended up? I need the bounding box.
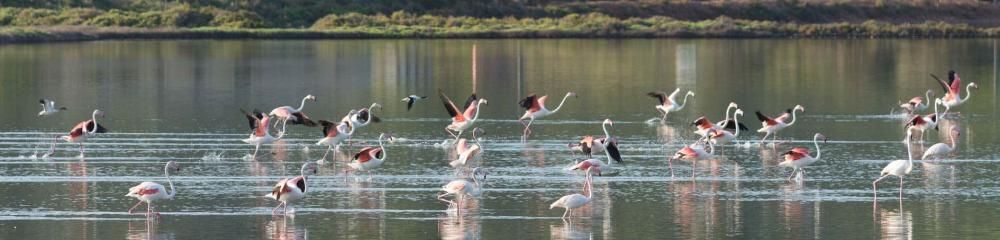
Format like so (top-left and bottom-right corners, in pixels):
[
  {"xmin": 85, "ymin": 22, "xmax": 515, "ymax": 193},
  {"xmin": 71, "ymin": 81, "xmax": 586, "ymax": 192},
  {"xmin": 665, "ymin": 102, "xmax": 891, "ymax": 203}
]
[
  {"xmin": 876, "ymin": 200, "xmax": 913, "ymax": 240},
  {"xmin": 265, "ymin": 216, "xmax": 309, "ymax": 240},
  {"xmin": 549, "ymin": 218, "xmax": 593, "ymax": 239},
  {"xmin": 127, "ymin": 218, "xmax": 174, "ymax": 240},
  {"xmin": 439, "ymin": 214, "xmax": 482, "ymax": 240}
]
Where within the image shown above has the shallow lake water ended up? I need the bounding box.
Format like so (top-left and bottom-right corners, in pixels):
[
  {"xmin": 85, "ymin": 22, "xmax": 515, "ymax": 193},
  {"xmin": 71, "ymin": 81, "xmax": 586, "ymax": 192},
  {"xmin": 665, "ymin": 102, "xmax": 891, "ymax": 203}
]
[{"xmin": 1, "ymin": 39, "xmax": 1000, "ymax": 239}]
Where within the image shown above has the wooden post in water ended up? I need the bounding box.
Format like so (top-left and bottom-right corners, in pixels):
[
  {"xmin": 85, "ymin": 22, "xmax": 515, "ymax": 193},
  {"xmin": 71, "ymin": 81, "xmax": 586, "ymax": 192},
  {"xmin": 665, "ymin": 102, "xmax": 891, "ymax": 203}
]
[{"xmin": 472, "ymin": 44, "xmax": 478, "ymax": 94}]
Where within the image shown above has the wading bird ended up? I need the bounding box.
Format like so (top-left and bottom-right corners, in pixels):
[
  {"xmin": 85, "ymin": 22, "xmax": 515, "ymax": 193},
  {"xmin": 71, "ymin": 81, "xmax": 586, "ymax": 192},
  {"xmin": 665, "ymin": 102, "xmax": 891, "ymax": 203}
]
[
  {"xmin": 45, "ymin": 109, "xmax": 107, "ymax": 158},
  {"xmin": 125, "ymin": 161, "xmax": 181, "ymax": 217},
  {"xmin": 401, "ymin": 95, "xmax": 427, "ymax": 111},
  {"xmin": 266, "ymin": 162, "xmax": 319, "ymax": 215},
  {"xmin": 316, "ymin": 117, "xmax": 355, "ymax": 160},
  {"xmin": 922, "ymin": 126, "xmax": 960, "ymax": 160},
  {"xmin": 755, "ymin": 105, "xmax": 805, "ymax": 143},
  {"xmin": 574, "ymin": 119, "xmax": 622, "ymax": 162},
  {"xmin": 519, "ymin": 92, "xmax": 576, "ymax": 140},
  {"xmin": 38, "ymin": 98, "xmax": 66, "ymax": 116},
  {"xmin": 693, "ymin": 102, "xmax": 747, "ymax": 136},
  {"xmin": 931, "ymin": 71, "xmax": 978, "ymax": 115},
  {"xmin": 241, "ymin": 109, "xmax": 279, "ymax": 158},
  {"xmin": 647, "ymin": 89, "xmax": 694, "ymax": 124},
  {"xmin": 349, "ymin": 133, "xmax": 394, "ymax": 180},
  {"xmin": 550, "ymin": 168, "xmax": 594, "ymax": 220},
  {"xmin": 450, "ymin": 128, "xmax": 485, "ymax": 169},
  {"xmin": 440, "ymin": 90, "xmax": 487, "ymax": 141},
  {"xmin": 900, "ymin": 90, "xmax": 933, "ymax": 113},
  {"xmin": 904, "ymin": 98, "xmax": 941, "ymax": 143},
  {"xmin": 778, "ymin": 133, "xmax": 827, "ymax": 181},
  {"xmin": 873, "ymin": 131, "xmax": 915, "ymax": 199},
  {"xmin": 706, "ymin": 109, "xmax": 745, "ymax": 146},
  {"xmin": 438, "ymin": 168, "xmax": 487, "ymax": 215},
  {"xmin": 343, "ymin": 103, "xmax": 382, "ymax": 129},
  {"xmin": 669, "ymin": 141, "xmax": 715, "ymax": 178},
  {"xmin": 269, "ymin": 94, "xmax": 317, "ymax": 136}
]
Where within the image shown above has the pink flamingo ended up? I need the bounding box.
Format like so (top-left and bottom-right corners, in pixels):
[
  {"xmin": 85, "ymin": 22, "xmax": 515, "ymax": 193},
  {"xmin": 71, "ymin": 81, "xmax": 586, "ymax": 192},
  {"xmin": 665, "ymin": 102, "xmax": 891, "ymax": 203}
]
[
  {"xmin": 519, "ymin": 92, "xmax": 576, "ymax": 140},
  {"xmin": 45, "ymin": 109, "xmax": 107, "ymax": 158},
  {"xmin": 269, "ymin": 95, "xmax": 317, "ymax": 136},
  {"xmin": 647, "ymin": 89, "xmax": 694, "ymax": 124},
  {"xmin": 316, "ymin": 116, "xmax": 356, "ymax": 160},
  {"xmin": 904, "ymin": 98, "xmax": 940, "ymax": 143},
  {"xmin": 342, "ymin": 103, "xmax": 382, "ymax": 129},
  {"xmin": 348, "ymin": 133, "xmax": 394, "ymax": 180},
  {"xmin": 550, "ymin": 167, "xmax": 594, "ymax": 220},
  {"xmin": 693, "ymin": 102, "xmax": 746, "ymax": 136},
  {"xmin": 125, "ymin": 161, "xmax": 181, "ymax": 217},
  {"xmin": 705, "ymin": 109, "xmax": 744, "ymax": 146},
  {"xmin": 899, "ymin": 90, "xmax": 933, "ymax": 113},
  {"xmin": 669, "ymin": 141, "xmax": 715, "ymax": 178},
  {"xmin": 778, "ymin": 133, "xmax": 827, "ymax": 181},
  {"xmin": 241, "ymin": 109, "xmax": 280, "ymax": 158},
  {"xmin": 755, "ymin": 105, "xmax": 805, "ymax": 143},
  {"xmin": 574, "ymin": 119, "xmax": 622, "ymax": 162},
  {"xmin": 931, "ymin": 71, "xmax": 978, "ymax": 115},
  {"xmin": 438, "ymin": 168, "xmax": 487, "ymax": 215},
  {"xmin": 266, "ymin": 162, "xmax": 319, "ymax": 215},
  {"xmin": 450, "ymin": 128, "xmax": 485, "ymax": 169},
  {"xmin": 440, "ymin": 91, "xmax": 488, "ymax": 141}
]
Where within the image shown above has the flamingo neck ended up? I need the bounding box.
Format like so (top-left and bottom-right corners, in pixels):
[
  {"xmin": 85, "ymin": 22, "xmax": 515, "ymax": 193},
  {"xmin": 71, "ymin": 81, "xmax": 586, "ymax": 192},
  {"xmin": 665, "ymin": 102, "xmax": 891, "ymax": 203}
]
[
  {"xmin": 295, "ymin": 96, "xmax": 309, "ymax": 112},
  {"xmin": 470, "ymin": 100, "xmax": 486, "ymax": 121},
  {"xmin": 707, "ymin": 141, "xmax": 715, "ymax": 155},
  {"xmin": 960, "ymin": 84, "xmax": 974, "ymax": 103},
  {"xmin": 602, "ymin": 122, "xmax": 612, "ymax": 141},
  {"xmin": 723, "ymin": 105, "xmax": 734, "ymax": 122},
  {"xmin": 813, "ymin": 135, "xmax": 821, "ymax": 160},
  {"xmin": 472, "ymin": 130, "xmax": 483, "ymax": 150},
  {"xmin": 549, "ymin": 93, "xmax": 572, "ymax": 113},
  {"xmin": 925, "ymin": 90, "xmax": 933, "ymax": 106},
  {"xmin": 585, "ymin": 169, "xmax": 594, "ymax": 199},
  {"xmin": 164, "ymin": 166, "xmax": 176, "ymax": 198},
  {"xmin": 378, "ymin": 134, "xmax": 386, "ymax": 160},
  {"xmin": 905, "ymin": 138, "xmax": 913, "ymax": 166},
  {"xmin": 932, "ymin": 99, "xmax": 939, "ymax": 118},
  {"xmin": 787, "ymin": 108, "xmax": 801, "ymax": 126},
  {"xmin": 733, "ymin": 113, "xmax": 740, "ymax": 137},
  {"xmin": 344, "ymin": 122, "xmax": 355, "ymax": 136},
  {"xmin": 88, "ymin": 111, "xmax": 99, "ymax": 134},
  {"xmin": 362, "ymin": 103, "xmax": 378, "ymax": 125},
  {"xmin": 676, "ymin": 93, "xmax": 692, "ymax": 110}
]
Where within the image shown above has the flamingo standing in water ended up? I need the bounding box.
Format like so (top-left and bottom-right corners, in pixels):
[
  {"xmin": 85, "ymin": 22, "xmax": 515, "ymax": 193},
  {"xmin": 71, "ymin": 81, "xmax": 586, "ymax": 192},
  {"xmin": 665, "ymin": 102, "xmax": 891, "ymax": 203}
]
[
  {"xmin": 931, "ymin": 71, "xmax": 978, "ymax": 115},
  {"xmin": 693, "ymin": 102, "xmax": 747, "ymax": 136},
  {"xmin": 45, "ymin": 109, "xmax": 107, "ymax": 158},
  {"xmin": 125, "ymin": 161, "xmax": 181, "ymax": 217},
  {"xmin": 899, "ymin": 90, "xmax": 933, "ymax": 113},
  {"xmin": 316, "ymin": 116, "xmax": 355, "ymax": 160},
  {"xmin": 401, "ymin": 95, "xmax": 427, "ymax": 111},
  {"xmin": 778, "ymin": 133, "xmax": 827, "ymax": 181},
  {"xmin": 38, "ymin": 98, "xmax": 67, "ymax": 116},
  {"xmin": 669, "ymin": 141, "xmax": 715, "ymax": 178},
  {"xmin": 266, "ymin": 162, "xmax": 319, "ymax": 215},
  {"xmin": 348, "ymin": 133, "xmax": 394, "ymax": 180},
  {"xmin": 269, "ymin": 94, "xmax": 318, "ymax": 136},
  {"xmin": 922, "ymin": 126, "xmax": 960, "ymax": 160},
  {"xmin": 438, "ymin": 168, "xmax": 487, "ymax": 214},
  {"xmin": 873, "ymin": 131, "xmax": 915, "ymax": 199},
  {"xmin": 706, "ymin": 109, "xmax": 745, "ymax": 146},
  {"xmin": 440, "ymin": 91, "xmax": 487, "ymax": 141},
  {"xmin": 241, "ymin": 109, "xmax": 280, "ymax": 158},
  {"xmin": 755, "ymin": 105, "xmax": 805, "ymax": 144},
  {"xmin": 904, "ymin": 98, "xmax": 941, "ymax": 143},
  {"xmin": 450, "ymin": 128, "xmax": 485, "ymax": 169},
  {"xmin": 550, "ymin": 167, "xmax": 594, "ymax": 220},
  {"xmin": 647, "ymin": 89, "xmax": 694, "ymax": 124},
  {"xmin": 518, "ymin": 92, "xmax": 577, "ymax": 140},
  {"xmin": 573, "ymin": 119, "xmax": 623, "ymax": 162},
  {"xmin": 342, "ymin": 103, "xmax": 382, "ymax": 129}
]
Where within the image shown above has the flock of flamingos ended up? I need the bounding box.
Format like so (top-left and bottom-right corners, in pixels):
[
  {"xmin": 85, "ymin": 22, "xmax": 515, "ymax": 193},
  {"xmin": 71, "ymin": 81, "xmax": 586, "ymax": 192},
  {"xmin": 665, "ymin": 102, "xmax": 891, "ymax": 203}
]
[{"xmin": 34, "ymin": 70, "xmax": 978, "ymax": 220}]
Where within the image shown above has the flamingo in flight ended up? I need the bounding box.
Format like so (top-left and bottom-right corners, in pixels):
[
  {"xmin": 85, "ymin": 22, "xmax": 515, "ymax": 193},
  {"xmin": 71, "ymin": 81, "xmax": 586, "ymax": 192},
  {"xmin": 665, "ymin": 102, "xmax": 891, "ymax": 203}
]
[
  {"xmin": 705, "ymin": 109, "xmax": 745, "ymax": 146},
  {"xmin": 904, "ymin": 98, "xmax": 941, "ymax": 143},
  {"xmin": 573, "ymin": 119, "xmax": 623, "ymax": 162},
  {"xmin": 266, "ymin": 162, "xmax": 319, "ymax": 215},
  {"xmin": 692, "ymin": 102, "xmax": 748, "ymax": 136},
  {"xmin": 899, "ymin": 90, "xmax": 933, "ymax": 113},
  {"xmin": 755, "ymin": 105, "xmax": 805, "ymax": 143},
  {"xmin": 518, "ymin": 92, "xmax": 577, "ymax": 140},
  {"xmin": 126, "ymin": 161, "xmax": 181, "ymax": 217},
  {"xmin": 778, "ymin": 133, "xmax": 827, "ymax": 181},
  {"xmin": 931, "ymin": 71, "xmax": 978, "ymax": 115},
  {"xmin": 343, "ymin": 103, "xmax": 382, "ymax": 129},
  {"xmin": 316, "ymin": 116, "xmax": 355, "ymax": 160},
  {"xmin": 45, "ymin": 109, "xmax": 107, "ymax": 158},
  {"xmin": 550, "ymin": 167, "xmax": 594, "ymax": 220},
  {"xmin": 349, "ymin": 133, "xmax": 395, "ymax": 180},
  {"xmin": 269, "ymin": 94, "xmax": 318, "ymax": 136},
  {"xmin": 440, "ymin": 90, "xmax": 487, "ymax": 141},
  {"xmin": 647, "ymin": 88, "xmax": 694, "ymax": 124},
  {"xmin": 669, "ymin": 141, "xmax": 715, "ymax": 178},
  {"xmin": 38, "ymin": 98, "xmax": 67, "ymax": 116},
  {"xmin": 401, "ymin": 95, "xmax": 427, "ymax": 111},
  {"xmin": 922, "ymin": 126, "xmax": 960, "ymax": 160},
  {"xmin": 873, "ymin": 131, "xmax": 915, "ymax": 199},
  {"xmin": 438, "ymin": 168, "xmax": 487, "ymax": 215},
  {"xmin": 241, "ymin": 109, "xmax": 280, "ymax": 158},
  {"xmin": 450, "ymin": 128, "xmax": 485, "ymax": 169}
]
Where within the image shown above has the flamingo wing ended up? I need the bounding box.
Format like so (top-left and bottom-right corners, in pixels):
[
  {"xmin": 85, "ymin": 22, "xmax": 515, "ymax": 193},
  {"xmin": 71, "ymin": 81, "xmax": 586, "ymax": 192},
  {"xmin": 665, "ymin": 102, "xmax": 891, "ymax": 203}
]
[
  {"xmin": 462, "ymin": 94, "xmax": 479, "ymax": 111},
  {"xmin": 647, "ymin": 92, "xmax": 669, "ymax": 106},
  {"xmin": 241, "ymin": 108, "xmax": 264, "ymax": 130},
  {"xmin": 518, "ymin": 94, "xmax": 537, "ymax": 110},
  {"xmin": 462, "ymin": 100, "xmax": 479, "ymax": 120},
  {"xmin": 353, "ymin": 147, "xmax": 378, "ymax": 163},
  {"xmin": 439, "ymin": 90, "xmax": 464, "ymax": 121},
  {"xmin": 718, "ymin": 119, "xmax": 749, "ymax": 131},
  {"xmin": 455, "ymin": 139, "xmax": 469, "ymax": 153},
  {"xmin": 578, "ymin": 136, "xmax": 594, "ymax": 154},
  {"xmin": 692, "ymin": 116, "xmax": 714, "ymax": 129},
  {"xmin": 783, "ymin": 150, "xmax": 808, "ymax": 161},
  {"xmin": 288, "ymin": 176, "xmax": 306, "ymax": 193},
  {"xmin": 790, "ymin": 147, "xmax": 810, "ymax": 154},
  {"xmin": 290, "ymin": 112, "xmax": 317, "ymax": 127},
  {"xmin": 270, "ymin": 178, "xmax": 289, "ymax": 199},
  {"xmin": 930, "ymin": 73, "xmax": 952, "ymax": 94},
  {"xmin": 905, "ymin": 115, "xmax": 926, "ymax": 128},
  {"xmin": 948, "ymin": 71, "xmax": 961, "ymax": 95},
  {"xmin": 755, "ymin": 111, "xmax": 778, "ymax": 126},
  {"xmin": 675, "ymin": 146, "xmax": 699, "ymax": 159},
  {"xmin": 603, "ymin": 138, "xmax": 623, "ymax": 163},
  {"xmin": 319, "ymin": 120, "xmax": 340, "ymax": 137},
  {"xmin": 86, "ymin": 121, "xmax": 108, "ymax": 133}
]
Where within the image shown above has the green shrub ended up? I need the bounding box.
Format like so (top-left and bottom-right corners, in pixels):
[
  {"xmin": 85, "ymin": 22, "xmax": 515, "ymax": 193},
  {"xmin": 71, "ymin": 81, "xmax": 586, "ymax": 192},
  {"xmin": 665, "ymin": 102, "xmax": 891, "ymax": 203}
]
[
  {"xmin": 85, "ymin": 9, "xmax": 140, "ymax": 27},
  {"xmin": 212, "ymin": 10, "xmax": 265, "ymax": 28}
]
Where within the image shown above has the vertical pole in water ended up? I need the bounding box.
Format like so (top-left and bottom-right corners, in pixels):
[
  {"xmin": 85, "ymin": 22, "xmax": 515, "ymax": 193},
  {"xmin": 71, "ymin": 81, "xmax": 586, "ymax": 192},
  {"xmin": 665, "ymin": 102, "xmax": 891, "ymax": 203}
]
[
  {"xmin": 517, "ymin": 42, "xmax": 524, "ymax": 112},
  {"xmin": 472, "ymin": 44, "xmax": 478, "ymax": 94}
]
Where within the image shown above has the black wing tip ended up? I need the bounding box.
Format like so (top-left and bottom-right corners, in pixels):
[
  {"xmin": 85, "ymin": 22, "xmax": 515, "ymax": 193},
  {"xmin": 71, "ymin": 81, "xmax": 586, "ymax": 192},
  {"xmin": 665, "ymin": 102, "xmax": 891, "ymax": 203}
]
[
  {"xmin": 39, "ymin": 99, "xmax": 46, "ymax": 104},
  {"xmin": 607, "ymin": 143, "xmax": 623, "ymax": 163},
  {"xmin": 754, "ymin": 111, "xmax": 767, "ymax": 121},
  {"xmin": 948, "ymin": 70, "xmax": 956, "ymax": 80}
]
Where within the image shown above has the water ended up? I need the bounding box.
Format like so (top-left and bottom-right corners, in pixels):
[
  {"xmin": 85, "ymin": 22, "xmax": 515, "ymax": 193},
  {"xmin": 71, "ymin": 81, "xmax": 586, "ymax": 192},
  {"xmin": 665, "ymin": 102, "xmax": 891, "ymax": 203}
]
[{"xmin": 1, "ymin": 39, "xmax": 1000, "ymax": 239}]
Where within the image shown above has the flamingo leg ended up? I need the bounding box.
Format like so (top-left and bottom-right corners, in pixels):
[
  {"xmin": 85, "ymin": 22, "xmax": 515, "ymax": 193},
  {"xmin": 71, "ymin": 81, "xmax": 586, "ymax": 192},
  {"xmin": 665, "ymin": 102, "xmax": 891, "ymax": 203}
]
[
  {"xmin": 786, "ymin": 167, "xmax": 797, "ymax": 182},
  {"xmin": 271, "ymin": 202, "xmax": 284, "ymax": 215},
  {"xmin": 522, "ymin": 118, "xmax": 535, "ymax": 139},
  {"xmin": 454, "ymin": 130, "xmax": 464, "ymax": 142},
  {"xmin": 78, "ymin": 143, "xmax": 85, "ymax": 158},
  {"xmin": 320, "ymin": 145, "xmax": 332, "ymax": 160},
  {"xmin": 872, "ymin": 174, "xmax": 890, "ymax": 198},
  {"xmin": 898, "ymin": 177, "xmax": 904, "ymax": 199},
  {"xmin": 661, "ymin": 111, "xmax": 668, "ymax": 124},
  {"xmin": 445, "ymin": 127, "xmax": 459, "ymax": 140},
  {"xmin": 437, "ymin": 193, "xmax": 457, "ymax": 207},
  {"xmin": 252, "ymin": 144, "xmax": 261, "ymax": 158},
  {"xmin": 668, "ymin": 158, "xmax": 675, "ymax": 178},
  {"xmin": 128, "ymin": 200, "xmax": 144, "ymax": 214},
  {"xmin": 760, "ymin": 132, "xmax": 771, "ymax": 145},
  {"xmin": 562, "ymin": 208, "xmax": 569, "ymax": 219},
  {"xmin": 279, "ymin": 119, "xmax": 289, "ymax": 137}
]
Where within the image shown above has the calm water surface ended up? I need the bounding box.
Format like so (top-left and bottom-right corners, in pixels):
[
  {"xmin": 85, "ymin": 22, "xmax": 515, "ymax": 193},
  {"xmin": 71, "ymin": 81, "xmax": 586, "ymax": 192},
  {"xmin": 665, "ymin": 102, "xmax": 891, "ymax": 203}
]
[{"xmin": 1, "ymin": 39, "xmax": 1000, "ymax": 239}]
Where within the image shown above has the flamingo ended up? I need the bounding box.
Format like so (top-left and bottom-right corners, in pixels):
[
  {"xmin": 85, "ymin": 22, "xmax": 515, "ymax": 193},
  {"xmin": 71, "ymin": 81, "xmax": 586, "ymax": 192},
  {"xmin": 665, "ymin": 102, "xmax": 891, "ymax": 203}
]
[
  {"xmin": 647, "ymin": 88, "xmax": 694, "ymax": 124},
  {"xmin": 401, "ymin": 95, "xmax": 427, "ymax": 111},
  {"xmin": 873, "ymin": 131, "xmax": 915, "ymax": 199},
  {"xmin": 440, "ymin": 91, "xmax": 488, "ymax": 141},
  {"xmin": 692, "ymin": 102, "xmax": 747, "ymax": 136},
  {"xmin": 316, "ymin": 117, "xmax": 355, "ymax": 160},
  {"xmin": 550, "ymin": 167, "xmax": 594, "ymax": 220},
  {"xmin": 438, "ymin": 168, "xmax": 487, "ymax": 214},
  {"xmin": 706, "ymin": 109, "xmax": 745, "ymax": 146},
  {"xmin": 904, "ymin": 98, "xmax": 940, "ymax": 143},
  {"xmin": 265, "ymin": 162, "xmax": 319, "ymax": 215},
  {"xmin": 715, "ymin": 102, "xmax": 749, "ymax": 131},
  {"xmin": 931, "ymin": 71, "xmax": 978, "ymax": 115},
  {"xmin": 45, "ymin": 109, "xmax": 107, "ymax": 158},
  {"xmin": 574, "ymin": 119, "xmax": 623, "ymax": 162},
  {"xmin": 348, "ymin": 133, "xmax": 395, "ymax": 180},
  {"xmin": 269, "ymin": 94, "xmax": 318, "ymax": 136},
  {"xmin": 518, "ymin": 92, "xmax": 577, "ymax": 139},
  {"xmin": 755, "ymin": 105, "xmax": 805, "ymax": 143},
  {"xmin": 342, "ymin": 103, "xmax": 382, "ymax": 129},
  {"xmin": 567, "ymin": 158, "xmax": 607, "ymax": 177},
  {"xmin": 38, "ymin": 98, "xmax": 66, "ymax": 116},
  {"xmin": 922, "ymin": 126, "xmax": 960, "ymax": 160},
  {"xmin": 899, "ymin": 90, "xmax": 933, "ymax": 113},
  {"xmin": 241, "ymin": 109, "xmax": 280, "ymax": 158},
  {"xmin": 450, "ymin": 128, "xmax": 485, "ymax": 169},
  {"xmin": 669, "ymin": 141, "xmax": 715, "ymax": 178},
  {"xmin": 125, "ymin": 161, "xmax": 181, "ymax": 217},
  {"xmin": 778, "ymin": 133, "xmax": 827, "ymax": 181}
]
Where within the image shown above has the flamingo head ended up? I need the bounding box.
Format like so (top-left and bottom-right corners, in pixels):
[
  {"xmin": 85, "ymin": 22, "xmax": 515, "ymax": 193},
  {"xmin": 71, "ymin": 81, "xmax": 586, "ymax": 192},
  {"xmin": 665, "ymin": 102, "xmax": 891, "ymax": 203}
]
[
  {"xmin": 473, "ymin": 127, "xmax": 485, "ymax": 136},
  {"xmin": 686, "ymin": 91, "xmax": 696, "ymax": 97},
  {"xmin": 93, "ymin": 109, "xmax": 106, "ymax": 118},
  {"xmin": 480, "ymin": 99, "xmax": 488, "ymax": 105},
  {"xmin": 301, "ymin": 162, "xmax": 319, "ymax": 175},
  {"xmin": 793, "ymin": 105, "xmax": 805, "ymax": 112},
  {"xmin": 814, "ymin": 133, "xmax": 827, "ymax": 143},
  {"xmin": 969, "ymin": 82, "xmax": 979, "ymax": 89},
  {"xmin": 951, "ymin": 126, "xmax": 961, "ymax": 137},
  {"xmin": 603, "ymin": 119, "xmax": 613, "ymax": 127},
  {"xmin": 471, "ymin": 167, "xmax": 487, "ymax": 180},
  {"xmin": 926, "ymin": 89, "xmax": 935, "ymax": 97},
  {"xmin": 306, "ymin": 95, "xmax": 317, "ymax": 101},
  {"xmin": 165, "ymin": 161, "xmax": 181, "ymax": 173},
  {"xmin": 734, "ymin": 109, "xmax": 744, "ymax": 116},
  {"xmin": 948, "ymin": 70, "xmax": 957, "ymax": 81},
  {"xmin": 400, "ymin": 97, "xmax": 410, "ymax": 102},
  {"xmin": 567, "ymin": 92, "xmax": 578, "ymax": 98},
  {"xmin": 728, "ymin": 102, "xmax": 739, "ymax": 109},
  {"xmin": 371, "ymin": 102, "xmax": 383, "ymax": 110},
  {"xmin": 380, "ymin": 133, "xmax": 396, "ymax": 143}
]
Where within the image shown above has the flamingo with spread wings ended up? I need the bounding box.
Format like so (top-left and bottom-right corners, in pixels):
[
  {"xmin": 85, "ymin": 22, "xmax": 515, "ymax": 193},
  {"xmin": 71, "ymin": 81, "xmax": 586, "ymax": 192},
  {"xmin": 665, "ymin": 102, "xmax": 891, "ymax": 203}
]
[{"xmin": 440, "ymin": 90, "xmax": 487, "ymax": 141}]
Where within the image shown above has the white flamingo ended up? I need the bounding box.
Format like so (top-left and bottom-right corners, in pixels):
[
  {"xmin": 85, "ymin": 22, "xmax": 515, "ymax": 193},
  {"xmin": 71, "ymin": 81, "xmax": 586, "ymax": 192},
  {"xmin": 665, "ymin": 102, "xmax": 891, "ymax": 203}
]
[
  {"xmin": 669, "ymin": 141, "xmax": 715, "ymax": 178},
  {"xmin": 342, "ymin": 103, "xmax": 382, "ymax": 129},
  {"xmin": 265, "ymin": 162, "xmax": 319, "ymax": 215},
  {"xmin": 450, "ymin": 128, "xmax": 485, "ymax": 169},
  {"xmin": 38, "ymin": 98, "xmax": 67, "ymax": 116},
  {"xmin": 316, "ymin": 116, "xmax": 355, "ymax": 160},
  {"xmin": 778, "ymin": 133, "xmax": 827, "ymax": 181},
  {"xmin": 519, "ymin": 92, "xmax": 577, "ymax": 139},
  {"xmin": 873, "ymin": 131, "xmax": 915, "ymax": 199},
  {"xmin": 647, "ymin": 88, "xmax": 694, "ymax": 124},
  {"xmin": 899, "ymin": 90, "xmax": 933, "ymax": 113},
  {"xmin": 438, "ymin": 168, "xmax": 487, "ymax": 215},
  {"xmin": 573, "ymin": 119, "xmax": 622, "ymax": 162},
  {"xmin": 550, "ymin": 167, "xmax": 594, "ymax": 220},
  {"xmin": 922, "ymin": 126, "xmax": 960, "ymax": 160},
  {"xmin": 905, "ymin": 98, "xmax": 941, "ymax": 143},
  {"xmin": 707, "ymin": 109, "xmax": 744, "ymax": 145},
  {"xmin": 125, "ymin": 161, "xmax": 181, "ymax": 217}
]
